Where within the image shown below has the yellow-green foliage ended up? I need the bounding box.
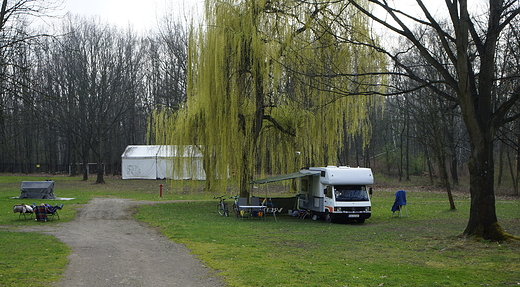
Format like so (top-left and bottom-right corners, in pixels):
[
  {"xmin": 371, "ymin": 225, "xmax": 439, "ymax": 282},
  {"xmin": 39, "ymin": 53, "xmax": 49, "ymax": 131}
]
[{"xmin": 150, "ymin": 0, "xmax": 387, "ymax": 194}]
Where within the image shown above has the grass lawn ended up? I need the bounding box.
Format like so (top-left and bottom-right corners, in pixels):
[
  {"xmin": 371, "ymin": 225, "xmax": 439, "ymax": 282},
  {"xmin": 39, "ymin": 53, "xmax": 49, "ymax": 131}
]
[
  {"xmin": 0, "ymin": 174, "xmax": 209, "ymax": 286},
  {"xmin": 136, "ymin": 191, "xmax": 520, "ymax": 286},
  {"xmin": 0, "ymin": 174, "xmax": 519, "ymax": 286}
]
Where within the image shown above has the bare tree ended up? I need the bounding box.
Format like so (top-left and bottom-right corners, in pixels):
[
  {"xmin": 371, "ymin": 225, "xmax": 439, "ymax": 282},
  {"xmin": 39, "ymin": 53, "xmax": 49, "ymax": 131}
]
[
  {"xmin": 43, "ymin": 17, "xmax": 144, "ymax": 182},
  {"xmin": 0, "ymin": 0, "xmax": 60, "ymax": 173},
  {"xmin": 345, "ymin": 0, "xmax": 520, "ymax": 240},
  {"xmin": 145, "ymin": 16, "xmax": 188, "ymax": 144}
]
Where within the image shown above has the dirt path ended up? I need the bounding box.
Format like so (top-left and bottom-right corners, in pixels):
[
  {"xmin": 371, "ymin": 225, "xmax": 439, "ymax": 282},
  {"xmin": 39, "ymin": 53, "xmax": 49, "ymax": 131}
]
[{"xmin": 27, "ymin": 198, "xmax": 225, "ymax": 286}]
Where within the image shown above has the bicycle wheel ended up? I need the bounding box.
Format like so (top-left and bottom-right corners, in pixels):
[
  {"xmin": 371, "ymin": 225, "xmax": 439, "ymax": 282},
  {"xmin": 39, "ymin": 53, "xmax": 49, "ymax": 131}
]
[
  {"xmin": 224, "ymin": 204, "xmax": 229, "ymax": 217},
  {"xmin": 217, "ymin": 204, "xmax": 226, "ymax": 216}
]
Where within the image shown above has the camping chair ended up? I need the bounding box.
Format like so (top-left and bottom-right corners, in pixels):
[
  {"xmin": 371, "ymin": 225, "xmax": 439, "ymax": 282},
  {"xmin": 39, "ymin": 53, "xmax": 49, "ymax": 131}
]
[
  {"xmin": 262, "ymin": 197, "xmax": 277, "ymax": 222},
  {"xmin": 237, "ymin": 197, "xmax": 249, "ymax": 218},
  {"xmin": 45, "ymin": 204, "xmax": 63, "ymax": 221},
  {"xmin": 250, "ymin": 197, "xmax": 269, "ymax": 220},
  {"xmin": 35, "ymin": 205, "xmax": 48, "ymax": 222},
  {"xmin": 13, "ymin": 204, "xmax": 34, "ymax": 219},
  {"xmin": 392, "ymin": 190, "xmax": 408, "ymax": 217},
  {"xmin": 251, "ymin": 197, "xmax": 261, "ymax": 216},
  {"xmin": 34, "ymin": 204, "xmax": 63, "ymax": 222},
  {"xmin": 251, "ymin": 196, "xmax": 266, "ymax": 219}
]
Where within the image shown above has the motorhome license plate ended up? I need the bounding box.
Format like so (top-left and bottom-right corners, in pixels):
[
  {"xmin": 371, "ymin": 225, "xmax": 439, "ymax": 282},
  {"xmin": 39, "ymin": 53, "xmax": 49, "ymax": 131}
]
[{"xmin": 348, "ymin": 214, "xmax": 360, "ymax": 218}]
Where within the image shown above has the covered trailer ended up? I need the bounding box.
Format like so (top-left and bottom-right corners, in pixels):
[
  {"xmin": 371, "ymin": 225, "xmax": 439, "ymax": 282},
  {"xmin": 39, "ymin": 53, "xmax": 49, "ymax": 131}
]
[{"xmin": 19, "ymin": 181, "xmax": 56, "ymax": 199}]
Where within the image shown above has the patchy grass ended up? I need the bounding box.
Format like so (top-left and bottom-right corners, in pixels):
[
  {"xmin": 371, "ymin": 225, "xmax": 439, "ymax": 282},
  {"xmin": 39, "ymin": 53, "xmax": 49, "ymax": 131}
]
[
  {"xmin": 136, "ymin": 190, "xmax": 520, "ymax": 287},
  {"xmin": 0, "ymin": 231, "xmax": 69, "ymax": 286},
  {"xmin": 0, "ymin": 174, "xmax": 519, "ymax": 286},
  {"xmin": 0, "ymin": 174, "xmax": 215, "ymax": 286},
  {"xmin": 0, "ymin": 175, "xmax": 217, "ymax": 228}
]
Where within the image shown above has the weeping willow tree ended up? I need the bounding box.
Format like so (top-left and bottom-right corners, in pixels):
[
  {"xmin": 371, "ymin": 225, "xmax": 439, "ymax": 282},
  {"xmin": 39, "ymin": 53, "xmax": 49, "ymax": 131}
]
[{"xmin": 151, "ymin": 0, "xmax": 387, "ymax": 197}]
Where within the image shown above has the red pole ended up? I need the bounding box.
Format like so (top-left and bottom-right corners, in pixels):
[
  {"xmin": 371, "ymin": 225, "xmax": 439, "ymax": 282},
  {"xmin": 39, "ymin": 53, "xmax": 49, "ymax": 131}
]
[{"xmin": 159, "ymin": 184, "xmax": 163, "ymax": 197}]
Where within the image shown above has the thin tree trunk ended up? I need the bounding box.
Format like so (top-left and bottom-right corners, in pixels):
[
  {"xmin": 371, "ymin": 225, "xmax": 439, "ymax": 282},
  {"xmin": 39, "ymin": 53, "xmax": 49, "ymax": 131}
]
[
  {"xmin": 96, "ymin": 133, "xmax": 105, "ymax": 184},
  {"xmin": 507, "ymin": 152, "xmax": 518, "ymax": 196},
  {"xmin": 438, "ymin": 154, "xmax": 456, "ymax": 210},
  {"xmin": 82, "ymin": 158, "xmax": 88, "ymax": 181},
  {"xmin": 498, "ymin": 141, "xmax": 504, "ymax": 186}
]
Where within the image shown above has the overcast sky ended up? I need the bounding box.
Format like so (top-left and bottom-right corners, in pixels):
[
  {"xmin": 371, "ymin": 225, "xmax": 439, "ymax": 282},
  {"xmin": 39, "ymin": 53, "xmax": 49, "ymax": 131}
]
[
  {"xmin": 63, "ymin": 0, "xmax": 202, "ymax": 33},
  {"xmin": 59, "ymin": 0, "xmax": 486, "ymax": 38}
]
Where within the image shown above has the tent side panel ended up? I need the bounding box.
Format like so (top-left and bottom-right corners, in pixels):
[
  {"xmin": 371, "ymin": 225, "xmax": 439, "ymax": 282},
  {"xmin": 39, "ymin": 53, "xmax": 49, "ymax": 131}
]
[
  {"xmin": 157, "ymin": 157, "xmax": 206, "ymax": 180},
  {"xmin": 156, "ymin": 157, "xmax": 169, "ymax": 180},
  {"xmin": 122, "ymin": 158, "xmax": 157, "ymax": 179},
  {"xmin": 193, "ymin": 157, "xmax": 206, "ymax": 180}
]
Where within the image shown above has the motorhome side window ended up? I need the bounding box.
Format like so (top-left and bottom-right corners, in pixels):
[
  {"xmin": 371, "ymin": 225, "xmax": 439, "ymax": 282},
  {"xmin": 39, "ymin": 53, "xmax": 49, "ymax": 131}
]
[
  {"xmin": 334, "ymin": 185, "xmax": 369, "ymax": 201},
  {"xmin": 301, "ymin": 180, "xmax": 308, "ymax": 192},
  {"xmin": 324, "ymin": 186, "xmax": 332, "ymax": 197}
]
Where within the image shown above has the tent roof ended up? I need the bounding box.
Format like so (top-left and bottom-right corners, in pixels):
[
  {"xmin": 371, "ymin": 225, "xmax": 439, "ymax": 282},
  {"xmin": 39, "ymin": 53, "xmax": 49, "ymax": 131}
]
[
  {"xmin": 250, "ymin": 170, "xmax": 320, "ymax": 184},
  {"xmin": 121, "ymin": 145, "xmax": 161, "ymax": 158},
  {"xmin": 122, "ymin": 145, "xmax": 202, "ymax": 158}
]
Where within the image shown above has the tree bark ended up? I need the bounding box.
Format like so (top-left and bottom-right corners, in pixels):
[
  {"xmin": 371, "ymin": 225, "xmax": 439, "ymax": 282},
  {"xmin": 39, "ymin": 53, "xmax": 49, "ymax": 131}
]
[
  {"xmin": 437, "ymin": 152, "xmax": 456, "ymax": 210},
  {"xmin": 82, "ymin": 156, "xmax": 88, "ymax": 181},
  {"xmin": 463, "ymin": 133, "xmax": 505, "ymax": 240}
]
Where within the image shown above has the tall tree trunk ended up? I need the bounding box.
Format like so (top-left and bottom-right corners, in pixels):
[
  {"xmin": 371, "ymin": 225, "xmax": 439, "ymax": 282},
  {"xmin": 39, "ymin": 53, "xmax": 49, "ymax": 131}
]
[
  {"xmin": 82, "ymin": 157, "xmax": 88, "ymax": 181},
  {"xmin": 507, "ymin": 151, "xmax": 519, "ymax": 196},
  {"xmin": 96, "ymin": 134, "xmax": 105, "ymax": 184},
  {"xmin": 450, "ymin": 156, "xmax": 459, "ymax": 186},
  {"xmin": 515, "ymin": 122, "xmax": 520, "ymax": 196},
  {"xmin": 96, "ymin": 164, "xmax": 104, "ymax": 183},
  {"xmin": 497, "ymin": 141, "xmax": 504, "ymax": 186},
  {"xmin": 424, "ymin": 146, "xmax": 434, "ymax": 184},
  {"xmin": 239, "ymin": 149, "xmax": 252, "ymax": 199},
  {"xmin": 463, "ymin": 129, "xmax": 506, "ymax": 240},
  {"xmin": 202, "ymin": 147, "xmax": 216, "ymax": 193}
]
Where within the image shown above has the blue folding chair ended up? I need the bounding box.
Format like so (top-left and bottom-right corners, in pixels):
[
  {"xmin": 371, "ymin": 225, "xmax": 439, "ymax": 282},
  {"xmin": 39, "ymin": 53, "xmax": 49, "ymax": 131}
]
[{"xmin": 392, "ymin": 190, "xmax": 408, "ymax": 217}]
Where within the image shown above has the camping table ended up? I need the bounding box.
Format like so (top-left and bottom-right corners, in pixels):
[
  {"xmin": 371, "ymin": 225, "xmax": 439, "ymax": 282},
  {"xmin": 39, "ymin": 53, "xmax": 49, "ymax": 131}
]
[{"xmin": 238, "ymin": 205, "xmax": 268, "ymax": 220}]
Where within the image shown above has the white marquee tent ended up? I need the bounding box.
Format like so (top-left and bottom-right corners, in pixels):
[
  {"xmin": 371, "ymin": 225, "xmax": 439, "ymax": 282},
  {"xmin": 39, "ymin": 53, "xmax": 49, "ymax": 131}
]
[{"xmin": 121, "ymin": 145, "xmax": 206, "ymax": 180}]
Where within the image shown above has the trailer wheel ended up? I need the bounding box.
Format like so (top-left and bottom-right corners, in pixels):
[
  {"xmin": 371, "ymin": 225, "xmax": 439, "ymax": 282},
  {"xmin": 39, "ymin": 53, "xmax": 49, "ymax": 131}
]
[{"xmin": 324, "ymin": 213, "xmax": 332, "ymax": 223}]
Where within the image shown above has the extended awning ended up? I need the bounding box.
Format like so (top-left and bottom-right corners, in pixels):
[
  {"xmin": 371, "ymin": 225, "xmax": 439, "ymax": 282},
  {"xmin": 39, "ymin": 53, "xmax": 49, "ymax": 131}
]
[{"xmin": 250, "ymin": 170, "xmax": 320, "ymax": 184}]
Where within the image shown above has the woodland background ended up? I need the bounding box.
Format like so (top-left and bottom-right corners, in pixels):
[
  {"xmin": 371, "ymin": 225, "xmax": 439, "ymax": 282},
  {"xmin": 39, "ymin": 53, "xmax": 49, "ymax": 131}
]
[{"xmin": 0, "ymin": 0, "xmax": 519, "ymax": 196}]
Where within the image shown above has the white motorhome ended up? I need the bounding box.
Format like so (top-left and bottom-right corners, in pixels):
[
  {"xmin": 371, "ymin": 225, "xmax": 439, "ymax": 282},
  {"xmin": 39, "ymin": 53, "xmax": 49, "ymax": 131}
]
[{"xmin": 298, "ymin": 166, "xmax": 373, "ymax": 223}]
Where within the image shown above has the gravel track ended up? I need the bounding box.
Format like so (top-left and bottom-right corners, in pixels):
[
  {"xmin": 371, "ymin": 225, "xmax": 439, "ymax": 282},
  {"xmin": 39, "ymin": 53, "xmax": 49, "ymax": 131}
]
[{"xmin": 22, "ymin": 198, "xmax": 225, "ymax": 287}]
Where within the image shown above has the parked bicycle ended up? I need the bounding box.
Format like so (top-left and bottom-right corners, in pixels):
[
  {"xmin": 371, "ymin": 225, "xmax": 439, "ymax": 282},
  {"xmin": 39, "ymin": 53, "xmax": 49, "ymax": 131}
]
[
  {"xmin": 214, "ymin": 195, "xmax": 229, "ymax": 217},
  {"xmin": 230, "ymin": 195, "xmax": 240, "ymax": 217}
]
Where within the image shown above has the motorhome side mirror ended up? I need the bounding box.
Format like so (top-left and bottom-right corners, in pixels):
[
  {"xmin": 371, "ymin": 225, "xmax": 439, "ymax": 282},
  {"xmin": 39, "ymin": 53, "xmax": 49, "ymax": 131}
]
[{"xmin": 369, "ymin": 187, "xmax": 373, "ymax": 195}]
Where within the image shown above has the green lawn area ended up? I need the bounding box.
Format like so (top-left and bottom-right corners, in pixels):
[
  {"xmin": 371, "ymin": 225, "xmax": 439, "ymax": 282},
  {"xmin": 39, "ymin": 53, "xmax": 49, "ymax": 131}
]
[
  {"xmin": 1, "ymin": 174, "xmax": 519, "ymax": 286},
  {"xmin": 0, "ymin": 174, "xmax": 205, "ymax": 286},
  {"xmin": 136, "ymin": 191, "xmax": 520, "ymax": 286}
]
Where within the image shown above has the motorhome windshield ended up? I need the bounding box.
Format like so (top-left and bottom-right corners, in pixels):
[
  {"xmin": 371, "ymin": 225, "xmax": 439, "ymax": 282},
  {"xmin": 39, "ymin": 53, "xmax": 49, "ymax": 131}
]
[{"xmin": 334, "ymin": 185, "xmax": 369, "ymax": 201}]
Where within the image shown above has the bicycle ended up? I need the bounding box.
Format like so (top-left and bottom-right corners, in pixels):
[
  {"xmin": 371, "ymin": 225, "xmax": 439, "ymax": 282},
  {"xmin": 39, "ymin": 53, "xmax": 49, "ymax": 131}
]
[
  {"xmin": 230, "ymin": 195, "xmax": 240, "ymax": 217},
  {"xmin": 214, "ymin": 195, "xmax": 229, "ymax": 217}
]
